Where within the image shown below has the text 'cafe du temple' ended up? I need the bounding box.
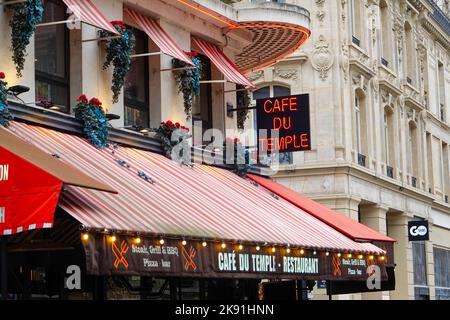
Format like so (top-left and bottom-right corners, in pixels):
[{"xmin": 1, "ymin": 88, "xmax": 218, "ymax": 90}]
[{"xmin": 0, "ymin": 0, "xmax": 395, "ymax": 300}]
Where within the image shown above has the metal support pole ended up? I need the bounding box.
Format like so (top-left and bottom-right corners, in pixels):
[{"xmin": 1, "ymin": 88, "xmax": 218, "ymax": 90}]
[
  {"xmin": 200, "ymin": 80, "xmax": 227, "ymax": 84},
  {"xmin": 0, "ymin": 0, "xmax": 27, "ymax": 6},
  {"xmin": 160, "ymin": 66, "xmax": 197, "ymax": 72},
  {"xmin": 1, "ymin": 237, "xmax": 7, "ymax": 300},
  {"xmin": 130, "ymin": 52, "xmax": 162, "ymax": 58},
  {"xmin": 82, "ymin": 35, "xmax": 122, "ymax": 43},
  {"xmin": 36, "ymin": 19, "xmax": 79, "ymax": 27}
]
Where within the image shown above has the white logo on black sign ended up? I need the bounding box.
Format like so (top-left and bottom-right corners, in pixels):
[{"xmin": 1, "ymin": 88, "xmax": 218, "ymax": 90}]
[{"xmin": 408, "ymin": 220, "xmax": 429, "ymax": 241}]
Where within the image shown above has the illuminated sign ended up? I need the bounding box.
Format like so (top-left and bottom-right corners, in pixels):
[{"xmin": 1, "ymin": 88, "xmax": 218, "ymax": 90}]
[{"xmin": 256, "ymin": 94, "xmax": 311, "ymax": 154}]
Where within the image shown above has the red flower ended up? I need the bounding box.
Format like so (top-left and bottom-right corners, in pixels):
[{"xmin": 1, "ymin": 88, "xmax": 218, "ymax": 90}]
[
  {"xmin": 166, "ymin": 120, "xmax": 173, "ymax": 127},
  {"xmin": 160, "ymin": 121, "xmax": 165, "ymax": 126},
  {"xmin": 175, "ymin": 122, "xmax": 181, "ymax": 128},
  {"xmin": 76, "ymin": 94, "xmax": 88, "ymax": 104},
  {"xmin": 111, "ymin": 20, "xmax": 126, "ymax": 29},
  {"xmin": 226, "ymin": 137, "xmax": 232, "ymax": 143},
  {"xmin": 184, "ymin": 127, "xmax": 189, "ymax": 133},
  {"xmin": 89, "ymin": 97, "xmax": 102, "ymax": 108},
  {"xmin": 234, "ymin": 138, "xmax": 240, "ymax": 143},
  {"xmin": 0, "ymin": 72, "xmax": 5, "ymax": 79},
  {"xmin": 185, "ymin": 51, "xmax": 198, "ymax": 57}
]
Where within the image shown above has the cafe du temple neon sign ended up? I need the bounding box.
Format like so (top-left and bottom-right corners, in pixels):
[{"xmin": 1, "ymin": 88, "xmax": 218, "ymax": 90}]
[{"xmin": 256, "ymin": 94, "xmax": 311, "ymax": 154}]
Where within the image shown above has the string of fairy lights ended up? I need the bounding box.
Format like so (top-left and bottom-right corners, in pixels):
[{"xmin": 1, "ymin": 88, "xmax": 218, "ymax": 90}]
[{"xmin": 79, "ymin": 227, "xmax": 386, "ymax": 262}]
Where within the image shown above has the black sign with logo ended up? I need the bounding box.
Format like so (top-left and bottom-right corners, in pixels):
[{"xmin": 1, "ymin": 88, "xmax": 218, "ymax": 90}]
[
  {"xmin": 408, "ymin": 220, "xmax": 429, "ymax": 241},
  {"xmin": 256, "ymin": 94, "xmax": 311, "ymax": 154}
]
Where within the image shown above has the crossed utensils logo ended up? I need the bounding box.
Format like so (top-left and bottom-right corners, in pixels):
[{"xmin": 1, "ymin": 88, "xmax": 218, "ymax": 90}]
[
  {"xmin": 112, "ymin": 240, "xmax": 129, "ymax": 269},
  {"xmin": 182, "ymin": 246, "xmax": 198, "ymax": 271}
]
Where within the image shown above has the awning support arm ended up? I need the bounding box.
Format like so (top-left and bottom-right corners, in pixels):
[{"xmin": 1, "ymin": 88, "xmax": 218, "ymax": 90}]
[
  {"xmin": 200, "ymin": 80, "xmax": 227, "ymax": 84},
  {"xmin": 130, "ymin": 52, "xmax": 162, "ymax": 58},
  {"xmin": 224, "ymin": 88, "xmax": 252, "ymax": 93},
  {"xmin": 0, "ymin": 0, "xmax": 27, "ymax": 6},
  {"xmin": 82, "ymin": 35, "xmax": 122, "ymax": 43},
  {"xmin": 36, "ymin": 19, "xmax": 80, "ymax": 27},
  {"xmin": 227, "ymin": 106, "xmax": 257, "ymax": 112},
  {"xmin": 160, "ymin": 66, "xmax": 197, "ymax": 72}
]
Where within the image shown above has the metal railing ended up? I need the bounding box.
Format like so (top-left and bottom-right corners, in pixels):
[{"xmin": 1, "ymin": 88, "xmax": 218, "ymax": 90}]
[{"xmin": 428, "ymin": 0, "xmax": 450, "ymax": 36}]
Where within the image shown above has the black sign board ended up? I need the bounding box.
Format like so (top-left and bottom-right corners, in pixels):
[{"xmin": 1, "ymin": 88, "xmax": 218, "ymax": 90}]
[
  {"xmin": 408, "ymin": 220, "xmax": 429, "ymax": 241},
  {"xmin": 256, "ymin": 94, "xmax": 311, "ymax": 154}
]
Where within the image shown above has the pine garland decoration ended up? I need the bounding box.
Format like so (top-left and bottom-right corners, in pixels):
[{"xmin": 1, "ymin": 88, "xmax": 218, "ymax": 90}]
[
  {"xmin": 100, "ymin": 21, "xmax": 135, "ymax": 104},
  {"xmin": 74, "ymin": 95, "xmax": 109, "ymax": 149},
  {"xmin": 9, "ymin": 0, "xmax": 44, "ymax": 77},
  {"xmin": 236, "ymin": 86, "xmax": 251, "ymax": 131},
  {"xmin": 0, "ymin": 72, "xmax": 13, "ymax": 127},
  {"xmin": 172, "ymin": 52, "xmax": 202, "ymax": 120}
]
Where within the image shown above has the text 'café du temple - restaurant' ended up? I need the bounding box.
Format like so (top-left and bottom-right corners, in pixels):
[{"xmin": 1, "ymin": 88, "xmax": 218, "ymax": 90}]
[{"xmin": 0, "ymin": 0, "xmax": 395, "ymax": 300}]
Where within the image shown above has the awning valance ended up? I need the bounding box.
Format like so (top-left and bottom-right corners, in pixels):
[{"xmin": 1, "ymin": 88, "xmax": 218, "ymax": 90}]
[
  {"xmin": 192, "ymin": 38, "xmax": 255, "ymax": 88},
  {"xmin": 125, "ymin": 8, "xmax": 194, "ymax": 66},
  {"xmin": 247, "ymin": 174, "xmax": 396, "ymax": 243},
  {"xmin": 63, "ymin": 0, "xmax": 120, "ymax": 35},
  {"xmin": 7, "ymin": 121, "xmax": 385, "ymax": 255}
]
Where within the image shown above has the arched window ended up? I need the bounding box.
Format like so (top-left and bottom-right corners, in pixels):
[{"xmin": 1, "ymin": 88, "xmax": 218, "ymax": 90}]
[
  {"xmin": 380, "ymin": 1, "xmax": 392, "ymax": 68},
  {"xmin": 351, "ymin": 0, "xmax": 365, "ymax": 48},
  {"xmin": 405, "ymin": 22, "xmax": 417, "ymax": 86},
  {"xmin": 383, "ymin": 106, "xmax": 395, "ymax": 177},
  {"xmin": 354, "ymin": 90, "xmax": 368, "ymax": 166},
  {"xmin": 408, "ymin": 121, "xmax": 419, "ymax": 178}
]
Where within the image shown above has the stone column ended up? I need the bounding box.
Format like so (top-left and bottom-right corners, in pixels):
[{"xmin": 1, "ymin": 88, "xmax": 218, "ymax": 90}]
[
  {"xmin": 387, "ymin": 213, "xmax": 415, "ymax": 300},
  {"xmin": 359, "ymin": 204, "xmax": 390, "ymax": 300}
]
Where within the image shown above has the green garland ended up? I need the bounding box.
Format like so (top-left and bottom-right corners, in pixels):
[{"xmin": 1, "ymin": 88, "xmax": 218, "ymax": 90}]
[
  {"xmin": 73, "ymin": 95, "xmax": 108, "ymax": 149},
  {"xmin": 100, "ymin": 21, "xmax": 135, "ymax": 104},
  {"xmin": 236, "ymin": 86, "xmax": 251, "ymax": 131},
  {"xmin": 172, "ymin": 53, "xmax": 202, "ymax": 119},
  {"xmin": 0, "ymin": 72, "xmax": 13, "ymax": 127},
  {"xmin": 8, "ymin": 0, "xmax": 44, "ymax": 77},
  {"xmin": 223, "ymin": 138, "xmax": 251, "ymax": 177}
]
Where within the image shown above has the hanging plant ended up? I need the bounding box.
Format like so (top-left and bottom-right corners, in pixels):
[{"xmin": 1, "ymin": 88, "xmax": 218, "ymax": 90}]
[
  {"xmin": 236, "ymin": 86, "xmax": 251, "ymax": 131},
  {"xmin": 8, "ymin": 0, "xmax": 44, "ymax": 77},
  {"xmin": 100, "ymin": 21, "xmax": 135, "ymax": 104},
  {"xmin": 154, "ymin": 120, "xmax": 191, "ymax": 164},
  {"xmin": 223, "ymin": 137, "xmax": 251, "ymax": 177},
  {"xmin": 172, "ymin": 52, "xmax": 202, "ymax": 120},
  {"xmin": 0, "ymin": 72, "xmax": 13, "ymax": 127},
  {"xmin": 73, "ymin": 94, "xmax": 109, "ymax": 149}
]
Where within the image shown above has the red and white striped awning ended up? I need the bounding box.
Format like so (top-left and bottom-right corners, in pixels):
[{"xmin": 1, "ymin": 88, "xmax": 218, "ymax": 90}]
[
  {"xmin": 193, "ymin": 38, "xmax": 255, "ymax": 88},
  {"xmin": 125, "ymin": 8, "xmax": 194, "ymax": 66},
  {"xmin": 8, "ymin": 122, "xmax": 384, "ymax": 254},
  {"xmin": 63, "ymin": 0, "xmax": 120, "ymax": 35}
]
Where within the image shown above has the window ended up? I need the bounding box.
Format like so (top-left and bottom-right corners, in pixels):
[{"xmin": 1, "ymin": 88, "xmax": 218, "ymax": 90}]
[
  {"xmin": 355, "ymin": 96, "xmax": 362, "ymax": 153},
  {"xmin": 350, "ymin": 0, "xmax": 365, "ymax": 48},
  {"xmin": 383, "ymin": 107, "xmax": 395, "ymax": 177},
  {"xmin": 124, "ymin": 28, "xmax": 149, "ymax": 128},
  {"xmin": 405, "ymin": 22, "xmax": 417, "ymax": 86},
  {"xmin": 442, "ymin": 143, "xmax": 449, "ymax": 199},
  {"xmin": 192, "ymin": 54, "xmax": 213, "ymax": 142},
  {"xmin": 252, "ymin": 85, "xmax": 292, "ymax": 165},
  {"xmin": 408, "ymin": 122, "xmax": 418, "ymax": 178},
  {"xmin": 35, "ymin": 0, "xmax": 70, "ymax": 112},
  {"xmin": 354, "ymin": 90, "xmax": 368, "ymax": 162},
  {"xmin": 434, "ymin": 247, "xmax": 450, "ymax": 300},
  {"xmin": 380, "ymin": 1, "xmax": 392, "ymax": 67},
  {"xmin": 439, "ymin": 61, "xmax": 446, "ymax": 122},
  {"xmin": 412, "ymin": 224, "xmax": 429, "ymax": 300}
]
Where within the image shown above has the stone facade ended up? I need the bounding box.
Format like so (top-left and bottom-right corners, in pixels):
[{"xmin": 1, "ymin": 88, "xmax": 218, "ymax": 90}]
[{"xmin": 244, "ymin": 0, "xmax": 450, "ymax": 300}]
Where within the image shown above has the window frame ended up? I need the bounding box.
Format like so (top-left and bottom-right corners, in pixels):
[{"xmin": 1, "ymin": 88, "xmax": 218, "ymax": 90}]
[
  {"xmin": 35, "ymin": 0, "xmax": 71, "ymax": 112},
  {"xmin": 124, "ymin": 26, "xmax": 150, "ymax": 128}
]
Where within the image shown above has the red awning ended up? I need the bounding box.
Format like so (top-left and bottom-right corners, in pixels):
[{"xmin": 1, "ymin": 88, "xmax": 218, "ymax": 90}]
[
  {"xmin": 63, "ymin": 0, "xmax": 120, "ymax": 35},
  {"xmin": 193, "ymin": 38, "xmax": 255, "ymax": 88},
  {"xmin": 247, "ymin": 174, "xmax": 396, "ymax": 243},
  {"xmin": 7, "ymin": 121, "xmax": 386, "ymax": 255},
  {"xmin": 125, "ymin": 8, "xmax": 194, "ymax": 66}
]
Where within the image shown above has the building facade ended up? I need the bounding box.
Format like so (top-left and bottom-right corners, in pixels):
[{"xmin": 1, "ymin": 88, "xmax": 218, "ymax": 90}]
[{"xmin": 243, "ymin": 0, "xmax": 450, "ymax": 300}]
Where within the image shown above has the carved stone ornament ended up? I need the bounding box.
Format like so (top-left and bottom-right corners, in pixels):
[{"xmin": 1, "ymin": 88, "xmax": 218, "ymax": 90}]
[
  {"xmin": 311, "ymin": 35, "xmax": 334, "ymax": 81},
  {"xmin": 274, "ymin": 67, "xmax": 298, "ymax": 80},
  {"xmin": 248, "ymin": 70, "xmax": 264, "ymax": 82}
]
